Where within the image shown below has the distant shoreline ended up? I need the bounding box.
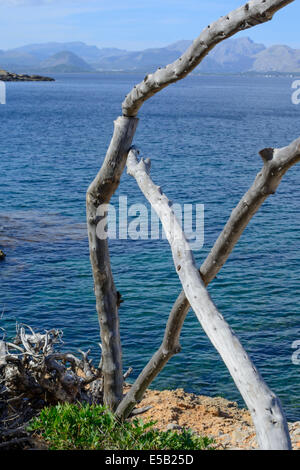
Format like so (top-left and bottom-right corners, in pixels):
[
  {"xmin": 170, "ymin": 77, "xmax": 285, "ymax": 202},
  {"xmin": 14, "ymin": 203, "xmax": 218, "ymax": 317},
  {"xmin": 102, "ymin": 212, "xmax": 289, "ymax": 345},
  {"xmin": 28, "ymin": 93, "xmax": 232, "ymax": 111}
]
[
  {"xmin": 2, "ymin": 69, "xmax": 299, "ymax": 79},
  {"xmin": 29, "ymin": 70, "xmax": 300, "ymax": 77},
  {"xmin": 77, "ymin": 69, "xmax": 300, "ymax": 77},
  {"xmin": 0, "ymin": 70, "xmax": 55, "ymax": 82}
]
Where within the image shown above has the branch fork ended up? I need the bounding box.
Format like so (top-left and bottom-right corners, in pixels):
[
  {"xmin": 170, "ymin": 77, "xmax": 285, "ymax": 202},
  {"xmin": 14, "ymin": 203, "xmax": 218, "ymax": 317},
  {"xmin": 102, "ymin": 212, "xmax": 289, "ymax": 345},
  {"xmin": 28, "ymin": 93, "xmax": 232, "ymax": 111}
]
[{"xmin": 85, "ymin": 0, "xmax": 297, "ymax": 450}]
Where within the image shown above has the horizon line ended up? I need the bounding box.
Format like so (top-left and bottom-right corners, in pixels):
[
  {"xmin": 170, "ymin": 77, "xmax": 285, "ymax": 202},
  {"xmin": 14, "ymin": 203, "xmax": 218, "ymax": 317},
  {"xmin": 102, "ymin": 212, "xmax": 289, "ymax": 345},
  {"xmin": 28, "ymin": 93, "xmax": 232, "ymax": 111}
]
[{"xmin": 2, "ymin": 36, "xmax": 300, "ymax": 53}]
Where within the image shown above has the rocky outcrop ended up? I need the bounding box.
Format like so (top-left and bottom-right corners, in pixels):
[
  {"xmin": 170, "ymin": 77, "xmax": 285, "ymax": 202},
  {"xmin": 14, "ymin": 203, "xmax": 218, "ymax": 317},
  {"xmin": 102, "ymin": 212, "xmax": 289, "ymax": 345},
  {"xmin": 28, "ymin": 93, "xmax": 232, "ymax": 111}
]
[
  {"xmin": 0, "ymin": 69, "xmax": 54, "ymax": 81},
  {"xmin": 127, "ymin": 387, "xmax": 300, "ymax": 450}
]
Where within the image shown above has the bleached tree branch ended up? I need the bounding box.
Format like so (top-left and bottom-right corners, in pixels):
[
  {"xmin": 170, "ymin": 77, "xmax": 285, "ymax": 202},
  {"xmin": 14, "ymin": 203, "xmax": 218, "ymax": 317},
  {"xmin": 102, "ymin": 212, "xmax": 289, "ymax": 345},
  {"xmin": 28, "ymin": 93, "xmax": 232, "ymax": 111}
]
[
  {"xmin": 86, "ymin": 116, "xmax": 138, "ymax": 410},
  {"xmin": 117, "ymin": 147, "xmax": 293, "ymax": 450},
  {"xmin": 87, "ymin": 0, "xmax": 295, "ymax": 410},
  {"xmin": 122, "ymin": 0, "xmax": 294, "ymax": 117},
  {"xmin": 116, "ymin": 138, "xmax": 300, "ymax": 423},
  {"xmin": 164, "ymin": 138, "xmax": 300, "ymax": 341}
]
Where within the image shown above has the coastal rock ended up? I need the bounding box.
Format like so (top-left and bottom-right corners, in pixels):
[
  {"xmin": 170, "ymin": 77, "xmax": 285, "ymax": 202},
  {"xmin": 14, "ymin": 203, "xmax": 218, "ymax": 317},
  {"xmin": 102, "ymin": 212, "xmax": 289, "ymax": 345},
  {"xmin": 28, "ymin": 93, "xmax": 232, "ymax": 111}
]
[
  {"xmin": 166, "ymin": 423, "xmax": 184, "ymax": 432},
  {"xmin": 0, "ymin": 69, "xmax": 54, "ymax": 82},
  {"xmin": 125, "ymin": 386, "xmax": 300, "ymax": 450}
]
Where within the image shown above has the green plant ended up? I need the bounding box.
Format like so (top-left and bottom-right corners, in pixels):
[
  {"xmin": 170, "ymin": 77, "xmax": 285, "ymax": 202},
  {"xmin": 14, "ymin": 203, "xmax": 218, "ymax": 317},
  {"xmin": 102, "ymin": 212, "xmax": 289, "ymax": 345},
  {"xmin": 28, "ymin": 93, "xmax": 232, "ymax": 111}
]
[{"xmin": 28, "ymin": 403, "xmax": 214, "ymax": 450}]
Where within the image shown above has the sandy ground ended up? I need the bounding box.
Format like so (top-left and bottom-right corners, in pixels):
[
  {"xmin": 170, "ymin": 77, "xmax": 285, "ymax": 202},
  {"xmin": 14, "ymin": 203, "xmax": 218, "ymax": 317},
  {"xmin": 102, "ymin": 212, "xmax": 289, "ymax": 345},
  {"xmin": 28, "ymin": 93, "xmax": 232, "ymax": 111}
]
[{"xmin": 127, "ymin": 387, "xmax": 300, "ymax": 450}]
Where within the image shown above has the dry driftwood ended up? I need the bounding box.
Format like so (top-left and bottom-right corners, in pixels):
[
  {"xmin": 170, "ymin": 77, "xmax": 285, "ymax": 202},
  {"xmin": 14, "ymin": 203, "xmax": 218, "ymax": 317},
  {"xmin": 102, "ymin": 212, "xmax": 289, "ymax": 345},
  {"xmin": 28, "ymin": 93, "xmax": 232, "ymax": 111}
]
[
  {"xmin": 116, "ymin": 138, "xmax": 300, "ymax": 422},
  {"xmin": 0, "ymin": 323, "xmax": 103, "ymax": 444},
  {"xmin": 120, "ymin": 147, "xmax": 293, "ymax": 450},
  {"xmin": 87, "ymin": 0, "xmax": 294, "ymax": 411}
]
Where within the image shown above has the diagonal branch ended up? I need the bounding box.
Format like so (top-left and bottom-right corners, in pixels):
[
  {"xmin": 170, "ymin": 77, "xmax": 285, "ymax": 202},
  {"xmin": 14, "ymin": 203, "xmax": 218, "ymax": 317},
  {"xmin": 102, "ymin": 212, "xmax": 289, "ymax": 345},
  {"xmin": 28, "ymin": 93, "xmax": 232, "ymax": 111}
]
[
  {"xmin": 116, "ymin": 138, "xmax": 300, "ymax": 420},
  {"xmin": 118, "ymin": 147, "xmax": 293, "ymax": 450},
  {"xmin": 87, "ymin": 0, "xmax": 294, "ymax": 410},
  {"xmin": 167, "ymin": 138, "xmax": 300, "ymax": 329},
  {"xmin": 122, "ymin": 0, "xmax": 294, "ymax": 117}
]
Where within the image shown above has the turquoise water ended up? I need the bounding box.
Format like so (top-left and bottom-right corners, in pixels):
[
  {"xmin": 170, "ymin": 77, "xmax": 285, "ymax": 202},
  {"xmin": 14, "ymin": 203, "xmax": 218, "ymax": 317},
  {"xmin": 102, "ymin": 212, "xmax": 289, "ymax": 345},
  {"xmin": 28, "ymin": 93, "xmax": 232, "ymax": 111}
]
[{"xmin": 0, "ymin": 73, "xmax": 299, "ymax": 420}]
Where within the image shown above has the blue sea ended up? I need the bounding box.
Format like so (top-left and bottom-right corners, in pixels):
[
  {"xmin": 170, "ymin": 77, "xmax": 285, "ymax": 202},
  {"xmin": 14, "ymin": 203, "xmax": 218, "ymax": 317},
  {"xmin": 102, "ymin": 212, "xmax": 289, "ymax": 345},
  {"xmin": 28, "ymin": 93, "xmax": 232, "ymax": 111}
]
[{"xmin": 0, "ymin": 73, "xmax": 299, "ymax": 421}]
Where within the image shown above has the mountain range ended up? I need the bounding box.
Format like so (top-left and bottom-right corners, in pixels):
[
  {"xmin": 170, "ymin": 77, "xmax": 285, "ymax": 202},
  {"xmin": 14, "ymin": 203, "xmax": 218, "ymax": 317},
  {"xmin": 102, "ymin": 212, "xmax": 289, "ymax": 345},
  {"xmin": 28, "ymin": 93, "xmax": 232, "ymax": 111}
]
[{"xmin": 1, "ymin": 37, "xmax": 300, "ymax": 74}]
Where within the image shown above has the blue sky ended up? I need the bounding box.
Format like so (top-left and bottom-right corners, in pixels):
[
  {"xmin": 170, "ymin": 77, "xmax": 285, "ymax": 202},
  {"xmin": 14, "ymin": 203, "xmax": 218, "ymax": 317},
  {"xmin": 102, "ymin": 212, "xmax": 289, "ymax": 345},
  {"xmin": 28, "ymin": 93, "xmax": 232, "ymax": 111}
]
[{"xmin": 0, "ymin": 0, "xmax": 299, "ymax": 50}]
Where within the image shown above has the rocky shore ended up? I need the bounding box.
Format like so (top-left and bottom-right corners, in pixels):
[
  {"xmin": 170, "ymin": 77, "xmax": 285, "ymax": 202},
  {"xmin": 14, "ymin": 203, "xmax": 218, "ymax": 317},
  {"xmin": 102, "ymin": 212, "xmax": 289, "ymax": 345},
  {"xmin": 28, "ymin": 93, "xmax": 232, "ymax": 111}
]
[
  {"xmin": 128, "ymin": 387, "xmax": 300, "ymax": 450},
  {"xmin": 0, "ymin": 69, "xmax": 54, "ymax": 82}
]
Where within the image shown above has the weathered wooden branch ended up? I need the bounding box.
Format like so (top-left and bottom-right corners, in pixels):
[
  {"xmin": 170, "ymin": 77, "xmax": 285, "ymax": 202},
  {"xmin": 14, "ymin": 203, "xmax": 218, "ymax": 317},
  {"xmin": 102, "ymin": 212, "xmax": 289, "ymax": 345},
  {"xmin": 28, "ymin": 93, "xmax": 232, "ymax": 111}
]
[
  {"xmin": 0, "ymin": 324, "xmax": 104, "ymax": 441},
  {"xmin": 122, "ymin": 0, "xmax": 294, "ymax": 116},
  {"xmin": 129, "ymin": 405, "xmax": 153, "ymax": 417},
  {"xmin": 116, "ymin": 138, "xmax": 300, "ymax": 423},
  {"xmin": 86, "ymin": 116, "xmax": 138, "ymax": 410},
  {"xmin": 123, "ymin": 367, "xmax": 133, "ymax": 380},
  {"xmin": 87, "ymin": 0, "xmax": 294, "ymax": 412},
  {"xmin": 117, "ymin": 147, "xmax": 294, "ymax": 450}
]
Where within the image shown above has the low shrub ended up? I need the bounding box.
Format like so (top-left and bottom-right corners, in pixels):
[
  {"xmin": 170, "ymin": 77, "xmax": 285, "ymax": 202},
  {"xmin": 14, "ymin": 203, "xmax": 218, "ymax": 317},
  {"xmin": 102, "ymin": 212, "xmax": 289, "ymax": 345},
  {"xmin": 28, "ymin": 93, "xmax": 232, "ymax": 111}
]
[{"xmin": 28, "ymin": 403, "xmax": 214, "ymax": 450}]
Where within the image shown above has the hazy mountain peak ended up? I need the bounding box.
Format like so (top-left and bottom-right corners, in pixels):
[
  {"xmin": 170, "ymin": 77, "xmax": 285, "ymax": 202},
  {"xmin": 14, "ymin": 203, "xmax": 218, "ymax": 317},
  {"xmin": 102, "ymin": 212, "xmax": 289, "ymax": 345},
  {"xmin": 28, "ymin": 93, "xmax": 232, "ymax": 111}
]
[
  {"xmin": 165, "ymin": 40, "xmax": 193, "ymax": 54},
  {"xmin": 252, "ymin": 44, "xmax": 300, "ymax": 72},
  {"xmin": 2, "ymin": 37, "xmax": 300, "ymax": 74},
  {"xmin": 40, "ymin": 50, "xmax": 94, "ymax": 73}
]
